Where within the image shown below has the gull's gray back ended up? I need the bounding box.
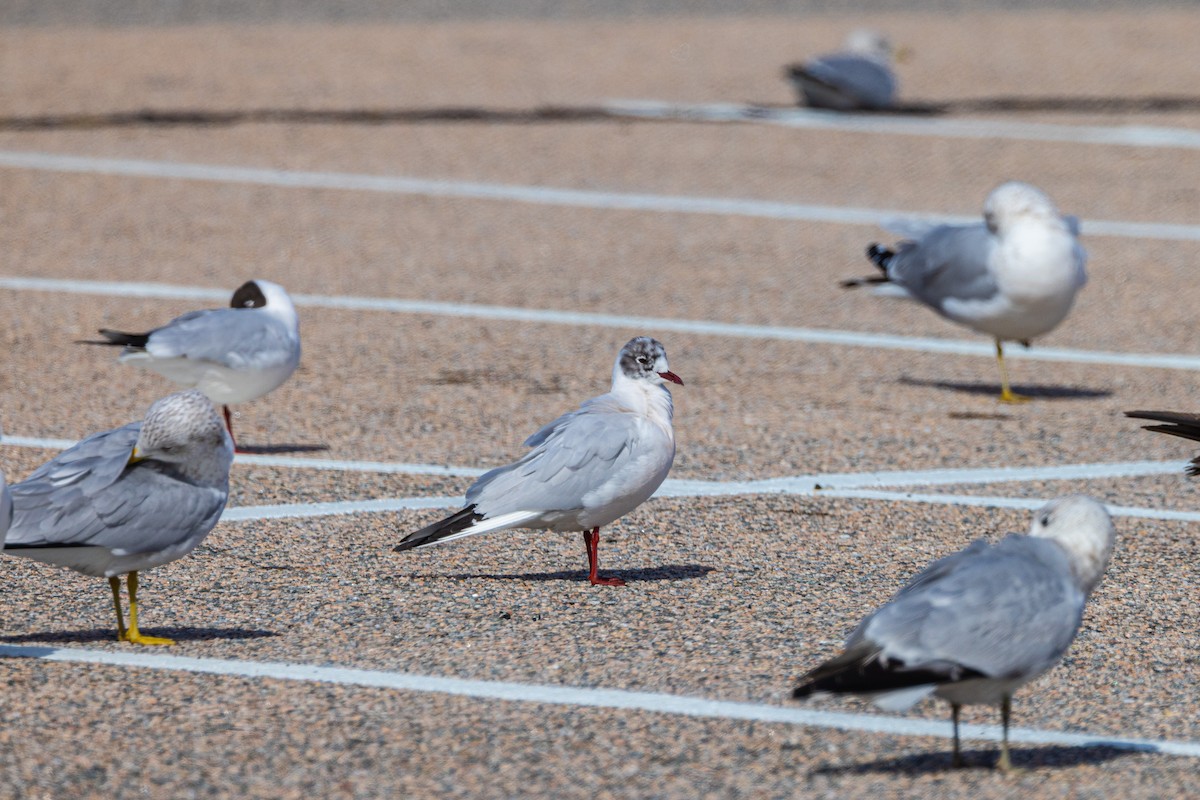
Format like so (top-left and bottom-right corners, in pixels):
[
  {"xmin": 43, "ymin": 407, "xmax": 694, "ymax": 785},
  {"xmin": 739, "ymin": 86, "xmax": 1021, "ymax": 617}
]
[
  {"xmin": 887, "ymin": 224, "xmax": 1000, "ymax": 310},
  {"xmin": 145, "ymin": 307, "xmax": 296, "ymax": 368},
  {"xmin": 801, "ymin": 55, "xmax": 895, "ymax": 110},
  {"xmin": 7, "ymin": 423, "xmax": 229, "ymax": 567},
  {"xmin": 852, "ymin": 535, "xmax": 1086, "ymax": 680},
  {"xmin": 466, "ymin": 394, "xmax": 648, "ymax": 519}
]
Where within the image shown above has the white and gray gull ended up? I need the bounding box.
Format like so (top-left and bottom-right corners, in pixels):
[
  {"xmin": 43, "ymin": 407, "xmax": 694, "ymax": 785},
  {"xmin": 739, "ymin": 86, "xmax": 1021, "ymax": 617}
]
[
  {"xmin": 394, "ymin": 337, "xmax": 683, "ymax": 586},
  {"xmin": 784, "ymin": 29, "xmax": 899, "ymax": 111},
  {"xmin": 84, "ymin": 279, "xmax": 301, "ymax": 450},
  {"xmin": 2, "ymin": 390, "xmax": 234, "ymax": 645},
  {"xmin": 792, "ymin": 496, "xmax": 1116, "ymax": 771},
  {"xmin": 842, "ymin": 181, "xmax": 1087, "ymax": 403}
]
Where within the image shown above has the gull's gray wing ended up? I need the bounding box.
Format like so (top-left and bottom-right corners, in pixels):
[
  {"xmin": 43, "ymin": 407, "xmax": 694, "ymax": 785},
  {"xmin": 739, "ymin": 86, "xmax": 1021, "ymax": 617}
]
[
  {"xmin": 12, "ymin": 423, "xmax": 142, "ymax": 506},
  {"xmin": 0, "ymin": 474, "xmax": 12, "ymax": 544},
  {"xmin": 8, "ymin": 426, "xmax": 226, "ymax": 554},
  {"xmin": 466, "ymin": 394, "xmax": 645, "ymax": 517},
  {"xmin": 792, "ymin": 55, "xmax": 895, "ymax": 110},
  {"xmin": 886, "ymin": 224, "xmax": 1000, "ymax": 309},
  {"xmin": 145, "ymin": 308, "xmax": 294, "ymax": 369},
  {"xmin": 851, "ymin": 535, "xmax": 1085, "ymax": 680}
]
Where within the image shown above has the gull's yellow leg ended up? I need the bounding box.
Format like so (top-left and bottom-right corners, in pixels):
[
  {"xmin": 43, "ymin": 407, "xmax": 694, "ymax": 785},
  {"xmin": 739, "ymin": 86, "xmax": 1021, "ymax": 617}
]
[
  {"xmin": 108, "ymin": 576, "xmax": 128, "ymax": 642},
  {"xmin": 996, "ymin": 340, "xmax": 1030, "ymax": 404},
  {"xmin": 951, "ymin": 703, "xmax": 965, "ymax": 768},
  {"xmin": 996, "ymin": 695, "xmax": 1024, "ymax": 774},
  {"xmin": 120, "ymin": 571, "xmax": 174, "ymax": 646}
]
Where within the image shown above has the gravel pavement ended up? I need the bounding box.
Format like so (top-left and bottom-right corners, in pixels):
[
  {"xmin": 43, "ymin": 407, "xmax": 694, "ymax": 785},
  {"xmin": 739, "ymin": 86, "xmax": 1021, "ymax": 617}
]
[{"xmin": 3, "ymin": 5, "xmax": 1200, "ymax": 798}]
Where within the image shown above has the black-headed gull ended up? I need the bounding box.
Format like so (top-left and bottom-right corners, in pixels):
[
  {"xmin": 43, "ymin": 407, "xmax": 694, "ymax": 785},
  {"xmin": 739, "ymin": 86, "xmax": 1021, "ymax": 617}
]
[
  {"xmin": 842, "ymin": 181, "xmax": 1088, "ymax": 403},
  {"xmin": 87, "ymin": 279, "xmax": 301, "ymax": 449},
  {"xmin": 3, "ymin": 390, "xmax": 233, "ymax": 645},
  {"xmin": 395, "ymin": 336, "xmax": 683, "ymax": 586},
  {"xmin": 793, "ymin": 496, "xmax": 1115, "ymax": 771}
]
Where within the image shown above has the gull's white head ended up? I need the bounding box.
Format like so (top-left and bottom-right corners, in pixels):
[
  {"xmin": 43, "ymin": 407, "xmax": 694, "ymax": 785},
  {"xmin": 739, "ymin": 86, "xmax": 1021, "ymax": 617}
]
[
  {"xmin": 983, "ymin": 181, "xmax": 1062, "ymax": 234},
  {"xmin": 1027, "ymin": 495, "xmax": 1115, "ymax": 595},
  {"xmin": 132, "ymin": 390, "xmax": 234, "ymax": 481},
  {"xmin": 615, "ymin": 336, "xmax": 683, "ymax": 388},
  {"xmin": 843, "ymin": 29, "xmax": 893, "ymax": 62}
]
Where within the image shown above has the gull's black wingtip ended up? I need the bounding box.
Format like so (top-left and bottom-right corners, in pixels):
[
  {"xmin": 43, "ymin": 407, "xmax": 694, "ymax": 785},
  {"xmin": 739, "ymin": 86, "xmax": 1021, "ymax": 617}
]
[
  {"xmin": 393, "ymin": 505, "xmax": 483, "ymax": 552},
  {"xmin": 866, "ymin": 243, "xmax": 893, "ymax": 270},
  {"xmin": 93, "ymin": 328, "xmax": 151, "ymax": 347}
]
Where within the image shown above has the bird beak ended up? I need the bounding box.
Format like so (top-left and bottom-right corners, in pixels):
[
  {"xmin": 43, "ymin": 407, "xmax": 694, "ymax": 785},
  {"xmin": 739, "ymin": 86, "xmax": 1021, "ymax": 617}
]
[
  {"xmin": 127, "ymin": 446, "xmax": 146, "ymax": 466},
  {"xmin": 658, "ymin": 371, "xmax": 684, "ymax": 386}
]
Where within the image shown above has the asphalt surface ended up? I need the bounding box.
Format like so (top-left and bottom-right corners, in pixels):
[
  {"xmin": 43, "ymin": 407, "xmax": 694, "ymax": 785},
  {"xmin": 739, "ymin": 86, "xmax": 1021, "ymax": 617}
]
[{"xmin": 2, "ymin": 5, "xmax": 1200, "ymax": 798}]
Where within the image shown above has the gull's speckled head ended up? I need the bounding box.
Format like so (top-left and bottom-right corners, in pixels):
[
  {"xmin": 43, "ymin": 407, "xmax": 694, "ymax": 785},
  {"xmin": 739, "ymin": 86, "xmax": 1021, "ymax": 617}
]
[
  {"xmin": 134, "ymin": 390, "xmax": 231, "ymax": 466},
  {"xmin": 617, "ymin": 337, "xmax": 683, "ymax": 386}
]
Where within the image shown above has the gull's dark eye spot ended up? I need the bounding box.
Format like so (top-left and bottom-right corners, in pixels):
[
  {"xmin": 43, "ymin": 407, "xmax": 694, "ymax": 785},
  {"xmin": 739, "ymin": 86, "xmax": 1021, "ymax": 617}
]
[
  {"xmin": 1039, "ymin": 513, "xmax": 1052, "ymax": 527},
  {"xmin": 636, "ymin": 355, "xmax": 651, "ymax": 366}
]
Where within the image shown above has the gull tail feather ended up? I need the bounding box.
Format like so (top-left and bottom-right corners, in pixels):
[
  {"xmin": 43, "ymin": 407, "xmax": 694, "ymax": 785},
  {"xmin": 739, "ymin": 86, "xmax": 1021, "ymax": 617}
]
[
  {"xmin": 792, "ymin": 646, "xmax": 985, "ymax": 704},
  {"xmin": 840, "ymin": 244, "xmax": 895, "ymax": 289},
  {"xmin": 394, "ymin": 507, "xmax": 541, "ymax": 551},
  {"xmin": 77, "ymin": 329, "xmax": 152, "ymax": 348},
  {"xmin": 1126, "ymin": 409, "xmax": 1200, "ymax": 476}
]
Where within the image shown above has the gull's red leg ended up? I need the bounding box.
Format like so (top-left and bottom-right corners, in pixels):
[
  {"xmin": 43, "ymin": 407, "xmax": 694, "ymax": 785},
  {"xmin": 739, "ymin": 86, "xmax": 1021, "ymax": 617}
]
[
  {"xmin": 582, "ymin": 527, "xmax": 625, "ymax": 587},
  {"xmin": 223, "ymin": 405, "xmax": 244, "ymax": 453}
]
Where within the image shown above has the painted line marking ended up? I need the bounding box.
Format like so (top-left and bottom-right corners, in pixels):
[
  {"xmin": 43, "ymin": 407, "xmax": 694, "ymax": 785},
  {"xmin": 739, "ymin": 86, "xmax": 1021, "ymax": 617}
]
[
  {"xmin": 8, "ymin": 276, "xmax": 1200, "ymax": 371},
  {"xmin": 820, "ymin": 489, "xmax": 1200, "ymax": 523},
  {"xmin": 220, "ymin": 495, "xmax": 458, "ymax": 522},
  {"xmin": 3, "ymin": 432, "xmax": 1185, "ymax": 494},
  {"xmin": 607, "ymin": 99, "xmax": 1200, "ymax": 153},
  {"xmin": 0, "ymin": 644, "xmax": 1194, "ymax": 757},
  {"xmin": 216, "ymin": 488, "xmax": 1200, "ymax": 525},
  {"xmin": 5, "ymin": 433, "xmax": 1188, "ymax": 522},
  {"xmin": 0, "ymin": 150, "xmax": 1198, "ymax": 242}
]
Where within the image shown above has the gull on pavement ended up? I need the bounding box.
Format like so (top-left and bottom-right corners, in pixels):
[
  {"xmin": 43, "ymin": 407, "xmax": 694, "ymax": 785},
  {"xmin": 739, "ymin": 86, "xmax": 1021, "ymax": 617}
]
[{"xmin": 394, "ymin": 336, "xmax": 683, "ymax": 587}]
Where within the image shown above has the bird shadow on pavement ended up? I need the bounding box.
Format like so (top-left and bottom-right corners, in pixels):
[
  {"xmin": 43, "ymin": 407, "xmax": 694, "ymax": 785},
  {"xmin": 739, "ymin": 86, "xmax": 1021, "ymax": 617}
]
[
  {"xmin": 897, "ymin": 377, "xmax": 1112, "ymax": 401},
  {"xmin": 234, "ymin": 443, "xmax": 330, "ymax": 455},
  {"xmin": 807, "ymin": 743, "xmax": 1140, "ymax": 776},
  {"xmin": 763, "ymin": 95, "xmax": 1200, "ymax": 116},
  {"xmin": 0, "ymin": 627, "xmax": 277, "ymax": 645},
  {"xmin": 419, "ymin": 564, "xmax": 717, "ymax": 583},
  {"xmin": 7, "ymin": 95, "xmax": 1200, "ymax": 132}
]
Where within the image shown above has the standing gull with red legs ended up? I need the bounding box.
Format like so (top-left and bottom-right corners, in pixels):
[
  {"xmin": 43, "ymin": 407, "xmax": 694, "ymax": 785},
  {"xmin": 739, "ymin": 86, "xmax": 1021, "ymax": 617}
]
[{"xmin": 394, "ymin": 336, "xmax": 682, "ymax": 587}]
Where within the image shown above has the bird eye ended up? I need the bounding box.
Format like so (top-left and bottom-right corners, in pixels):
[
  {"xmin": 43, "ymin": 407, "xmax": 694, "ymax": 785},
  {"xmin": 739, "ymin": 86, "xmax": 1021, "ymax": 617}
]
[
  {"xmin": 636, "ymin": 355, "xmax": 651, "ymax": 366},
  {"xmin": 1039, "ymin": 513, "xmax": 1052, "ymax": 527}
]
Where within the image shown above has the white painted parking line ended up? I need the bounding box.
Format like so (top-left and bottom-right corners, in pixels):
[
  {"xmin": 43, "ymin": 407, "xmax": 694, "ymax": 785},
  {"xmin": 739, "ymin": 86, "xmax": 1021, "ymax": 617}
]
[
  {"xmin": 8, "ymin": 276, "xmax": 1200, "ymax": 371},
  {"xmin": 0, "ymin": 435, "xmax": 490, "ymax": 478},
  {"xmin": 3, "ymin": 433, "xmax": 1186, "ymax": 494},
  {"xmin": 607, "ymin": 99, "xmax": 1200, "ymax": 152},
  {"xmin": 217, "ymin": 488, "xmax": 1199, "ymax": 525},
  {"xmin": 220, "ymin": 495, "xmax": 459, "ymax": 521},
  {"xmin": 0, "ymin": 644, "xmax": 1194, "ymax": 757},
  {"xmin": 821, "ymin": 489, "xmax": 1200, "ymax": 523},
  {"xmin": 0, "ymin": 150, "xmax": 1198, "ymax": 242}
]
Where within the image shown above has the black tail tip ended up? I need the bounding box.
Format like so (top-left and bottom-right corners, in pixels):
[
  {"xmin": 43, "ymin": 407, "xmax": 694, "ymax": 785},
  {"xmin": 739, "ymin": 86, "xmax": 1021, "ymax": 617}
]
[
  {"xmin": 791, "ymin": 684, "xmax": 813, "ymax": 700},
  {"xmin": 866, "ymin": 243, "xmax": 893, "ymax": 267}
]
